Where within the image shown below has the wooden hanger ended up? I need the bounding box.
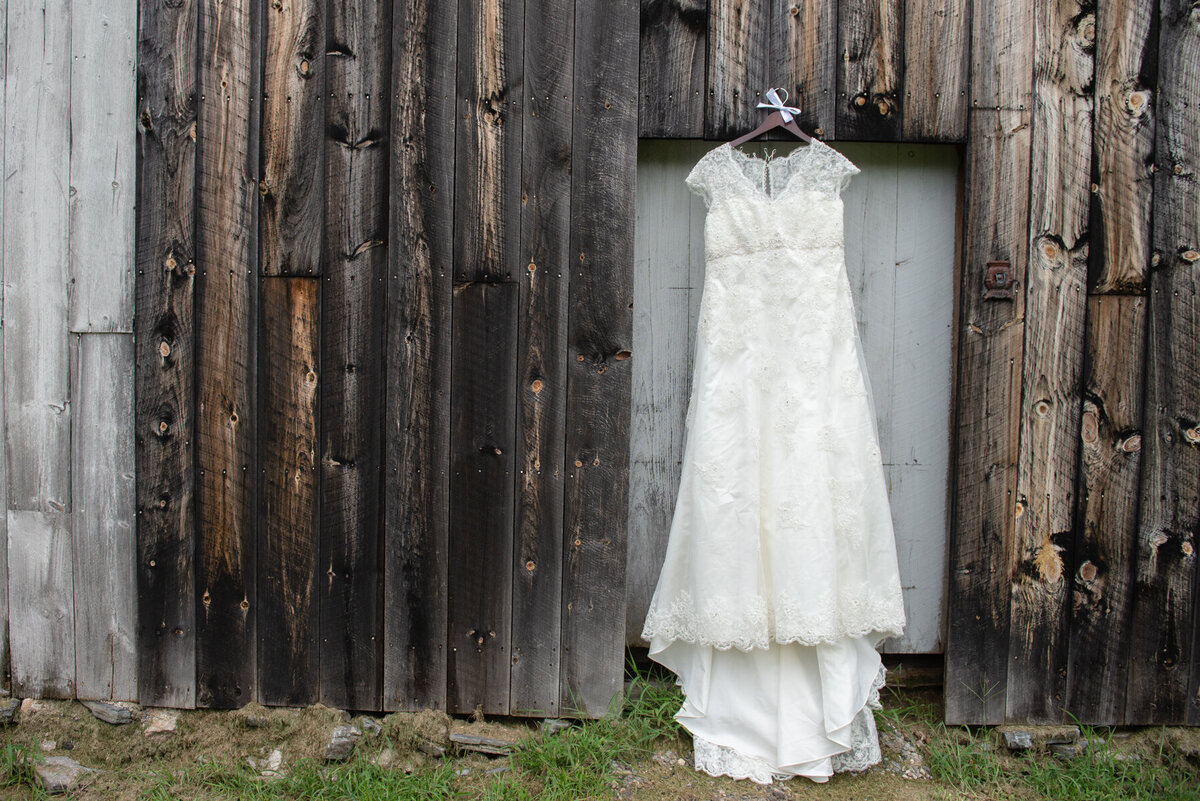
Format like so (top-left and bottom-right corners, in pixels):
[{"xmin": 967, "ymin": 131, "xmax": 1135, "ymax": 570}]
[{"xmin": 727, "ymin": 88, "xmax": 814, "ymax": 148}]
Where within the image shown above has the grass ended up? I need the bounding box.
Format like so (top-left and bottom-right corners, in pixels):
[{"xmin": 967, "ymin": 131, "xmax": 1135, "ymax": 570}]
[{"xmin": 2, "ymin": 665, "xmax": 1198, "ymax": 801}]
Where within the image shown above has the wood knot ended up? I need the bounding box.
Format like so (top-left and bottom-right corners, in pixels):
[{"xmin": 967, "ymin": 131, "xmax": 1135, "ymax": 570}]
[
  {"xmin": 1182, "ymin": 542, "xmax": 1194, "ymax": 557},
  {"xmin": 1181, "ymin": 250, "xmax": 1199, "ymax": 263},
  {"xmin": 1075, "ymin": 13, "xmax": 1095, "ymax": 47},
  {"xmin": 1080, "ymin": 410, "xmax": 1098, "ymax": 443},
  {"xmin": 525, "ymin": 560, "xmax": 535, "ymax": 572},
  {"xmin": 1034, "ymin": 399, "xmax": 1052, "ymax": 417},
  {"xmin": 1077, "ymin": 560, "xmax": 1098, "ymax": 582},
  {"xmin": 1125, "ymin": 90, "xmax": 1150, "ymax": 115},
  {"xmin": 614, "ymin": 349, "xmax": 632, "ymax": 361},
  {"xmin": 1184, "ymin": 427, "xmax": 1200, "ymax": 445},
  {"xmin": 530, "ymin": 379, "xmax": 543, "ymax": 394},
  {"xmin": 1121, "ymin": 434, "xmax": 1142, "ymax": 452},
  {"xmin": 159, "ymin": 340, "xmax": 172, "ymax": 358},
  {"xmin": 853, "ymin": 94, "xmax": 867, "ymax": 107},
  {"xmin": 789, "ymin": 4, "xmax": 799, "ymax": 14},
  {"xmin": 298, "ymin": 58, "xmax": 311, "ymax": 77}
]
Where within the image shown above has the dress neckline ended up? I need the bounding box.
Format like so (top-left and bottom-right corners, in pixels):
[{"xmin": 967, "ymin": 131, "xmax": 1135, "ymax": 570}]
[{"xmin": 720, "ymin": 139, "xmax": 827, "ymax": 202}]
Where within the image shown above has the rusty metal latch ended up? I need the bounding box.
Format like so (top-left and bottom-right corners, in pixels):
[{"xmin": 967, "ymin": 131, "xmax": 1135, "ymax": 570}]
[{"xmin": 984, "ymin": 260, "xmax": 1014, "ymax": 300}]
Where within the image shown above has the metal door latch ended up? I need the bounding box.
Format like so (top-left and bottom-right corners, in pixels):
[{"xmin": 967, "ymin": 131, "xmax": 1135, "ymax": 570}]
[{"xmin": 984, "ymin": 260, "xmax": 1014, "ymax": 299}]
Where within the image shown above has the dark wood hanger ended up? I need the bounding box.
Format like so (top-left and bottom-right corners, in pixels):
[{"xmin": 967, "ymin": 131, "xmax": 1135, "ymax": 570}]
[
  {"xmin": 727, "ymin": 88, "xmax": 815, "ymax": 148},
  {"xmin": 727, "ymin": 110, "xmax": 815, "ymax": 148}
]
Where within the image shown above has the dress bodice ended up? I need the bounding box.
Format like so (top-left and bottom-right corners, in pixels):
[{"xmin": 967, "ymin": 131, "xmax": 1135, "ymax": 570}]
[{"xmin": 684, "ymin": 141, "xmax": 860, "ymax": 261}]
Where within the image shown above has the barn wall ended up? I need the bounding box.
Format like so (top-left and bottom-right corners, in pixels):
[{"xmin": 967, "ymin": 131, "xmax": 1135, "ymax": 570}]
[{"xmin": 0, "ymin": 0, "xmax": 1195, "ymax": 725}]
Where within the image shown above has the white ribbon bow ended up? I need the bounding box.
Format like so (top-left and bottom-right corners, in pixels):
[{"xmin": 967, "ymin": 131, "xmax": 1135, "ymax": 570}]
[{"xmin": 756, "ymin": 87, "xmax": 802, "ymax": 122}]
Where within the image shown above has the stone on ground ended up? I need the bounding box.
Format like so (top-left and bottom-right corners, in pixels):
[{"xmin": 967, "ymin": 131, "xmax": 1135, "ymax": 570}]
[
  {"xmin": 35, "ymin": 756, "xmax": 98, "ymax": 795},
  {"xmin": 324, "ymin": 725, "xmax": 362, "ymax": 761},
  {"xmin": 143, "ymin": 709, "xmax": 179, "ymax": 739},
  {"xmin": 82, "ymin": 700, "xmax": 135, "ymax": 725}
]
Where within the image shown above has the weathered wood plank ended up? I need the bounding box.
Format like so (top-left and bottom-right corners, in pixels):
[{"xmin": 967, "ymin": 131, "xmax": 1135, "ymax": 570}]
[
  {"xmin": 1089, "ymin": 0, "xmax": 1155, "ymax": 294},
  {"xmin": 1006, "ymin": 0, "xmax": 1094, "ymax": 724},
  {"xmin": 901, "ymin": 0, "xmax": 969, "ymax": 141},
  {"xmin": 770, "ymin": 0, "xmax": 837, "ymax": 138},
  {"xmin": 639, "ymin": 0, "xmax": 706, "ymax": 137},
  {"xmin": 259, "ymin": 0, "xmax": 324, "ymax": 276},
  {"xmin": 970, "ymin": 0, "xmax": 1035, "ymax": 109},
  {"xmin": 561, "ymin": 0, "xmax": 637, "ymax": 718},
  {"xmin": 7, "ymin": 511, "xmax": 74, "ymax": 697},
  {"xmin": 510, "ymin": 0, "xmax": 573, "ymax": 717},
  {"xmin": 257, "ymin": 277, "xmax": 319, "ymax": 706},
  {"xmin": 0, "ymin": 0, "xmax": 10, "ymax": 695},
  {"xmin": 1125, "ymin": 0, "xmax": 1200, "ymax": 726},
  {"xmin": 318, "ymin": 0, "xmax": 389, "ymax": 712},
  {"xmin": 944, "ymin": 109, "xmax": 1032, "ymax": 725},
  {"xmin": 68, "ymin": 0, "xmax": 137, "ymax": 332},
  {"xmin": 446, "ymin": 0, "xmax": 524, "ymax": 716},
  {"xmin": 876, "ymin": 143, "xmax": 959, "ymax": 654},
  {"xmin": 193, "ymin": 0, "xmax": 260, "ymax": 708},
  {"xmin": 71, "ymin": 334, "xmax": 137, "ymax": 700},
  {"xmin": 705, "ymin": 0, "xmax": 769, "ymax": 140},
  {"xmin": 627, "ymin": 140, "xmax": 709, "ymax": 646},
  {"xmin": 4, "ymin": 0, "xmax": 75, "ymax": 699},
  {"xmin": 384, "ymin": 0, "xmax": 456, "ymax": 712},
  {"xmin": 134, "ymin": 0, "xmax": 198, "ymax": 709},
  {"xmin": 837, "ymin": 0, "xmax": 904, "ymax": 140},
  {"xmin": 1066, "ymin": 296, "xmax": 1145, "ymax": 723}
]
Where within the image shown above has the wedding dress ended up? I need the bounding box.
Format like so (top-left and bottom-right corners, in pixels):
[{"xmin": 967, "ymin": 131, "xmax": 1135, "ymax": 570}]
[{"xmin": 641, "ymin": 140, "xmax": 906, "ymax": 784}]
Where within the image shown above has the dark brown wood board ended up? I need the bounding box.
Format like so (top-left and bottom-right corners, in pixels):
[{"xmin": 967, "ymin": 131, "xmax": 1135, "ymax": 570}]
[
  {"xmin": 383, "ymin": 0, "xmax": 457, "ymax": 712},
  {"xmin": 769, "ymin": 0, "xmax": 838, "ymax": 138},
  {"xmin": 1005, "ymin": 0, "xmax": 1094, "ymax": 724},
  {"xmin": 193, "ymin": 0, "xmax": 260, "ymax": 708},
  {"xmin": 446, "ymin": 0, "xmax": 525, "ymax": 716},
  {"xmin": 318, "ymin": 0, "xmax": 390, "ymax": 712},
  {"xmin": 901, "ymin": 0, "xmax": 969, "ymax": 141},
  {"xmin": 705, "ymin": 0, "xmax": 770, "ymax": 139},
  {"xmin": 836, "ymin": 0, "xmax": 904, "ymax": 140},
  {"xmin": 1088, "ymin": 0, "xmax": 1155, "ymax": 295},
  {"xmin": 944, "ymin": 109, "xmax": 1032, "ymax": 725},
  {"xmin": 560, "ymin": 0, "xmax": 638, "ymax": 718},
  {"xmin": 257, "ymin": 277, "xmax": 320, "ymax": 705},
  {"xmin": 135, "ymin": 0, "xmax": 198, "ymax": 709},
  {"xmin": 639, "ymin": 0, "xmax": 707, "ymax": 137},
  {"xmin": 1067, "ymin": 296, "xmax": 1146, "ymax": 723},
  {"xmin": 259, "ymin": 0, "xmax": 325, "ymax": 277},
  {"xmin": 1125, "ymin": 0, "xmax": 1200, "ymax": 725},
  {"xmin": 510, "ymin": 0, "xmax": 575, "ymax": 717}
]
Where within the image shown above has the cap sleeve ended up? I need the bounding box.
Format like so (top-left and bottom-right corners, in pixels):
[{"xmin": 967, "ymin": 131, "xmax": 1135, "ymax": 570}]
[
  {"xmin": 830, "ymin": 146, "xmax": 862, "ymax": 192},
  {"xmin": 684, "ymin": 154, "xmax": 714, "ymax": 208}
]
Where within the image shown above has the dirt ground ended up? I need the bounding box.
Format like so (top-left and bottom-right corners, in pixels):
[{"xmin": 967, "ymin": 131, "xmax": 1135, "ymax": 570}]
[{"xmin": 3, "ymin": 689, "xmax": 1199, "ymax": 800}]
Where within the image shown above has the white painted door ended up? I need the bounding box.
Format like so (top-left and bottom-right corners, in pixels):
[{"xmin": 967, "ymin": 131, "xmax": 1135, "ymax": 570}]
[{"xmin": 628, "ymin": 139, "xmax": 959, "ymax": 654}]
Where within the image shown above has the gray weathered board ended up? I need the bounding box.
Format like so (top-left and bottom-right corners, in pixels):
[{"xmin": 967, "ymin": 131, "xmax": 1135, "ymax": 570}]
[{"xmin": 628, "ymin": 139, "xmax": 959, "ymax": 654}]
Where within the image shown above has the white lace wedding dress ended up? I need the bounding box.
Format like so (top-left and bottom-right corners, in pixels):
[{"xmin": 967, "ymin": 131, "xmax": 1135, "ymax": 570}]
[{"xmin": 641, "ymin": 140, "xmax": 906, "ymax": 784}]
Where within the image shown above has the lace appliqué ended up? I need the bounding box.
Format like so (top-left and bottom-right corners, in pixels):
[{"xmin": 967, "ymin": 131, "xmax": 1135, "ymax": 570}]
[{"xmin": 642, "ymin": 590, "xmax": 770, "ymax": 651}]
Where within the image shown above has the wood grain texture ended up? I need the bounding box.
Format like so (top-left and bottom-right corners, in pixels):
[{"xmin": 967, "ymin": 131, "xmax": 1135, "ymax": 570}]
[
  {"xmin": 705, "ymin": 0, "xmax": 769, "ymax": 139},
  {"xmin": 970, "ymin": 0, "xmax": 1036, "ymax": 108},
  {"xmin": 627, "ymin": 140, "xmax": 709, "ymax": 645},
  {"xmin": 193, "ymin": 0, "xmax": 260, "ymax": 708},
  {"xmin": 257, "ymin": 278, "xmax": 319, "ymax": 705},
  {"xmin": 561, "ymin": 0, "xmax": 637, "ymax": 718},
  {"xmin": 510, "ymin": 0, "xmax": 573, "ymax": 717},
  {"xmin": 901, "ymin": 0, "xmax": 969, "ymax": 141},
  {"xmin": 1066, "ymin": 296, "xmax": 1145, "ymax": 723},
  {"xmin": 0, "ymin": 0, "xmax": 7, "ymax": 694},
  {"xmin": 447, "ymin": 0, "xmax": 524, "ymax": 716},
  {"xmin": 944, "ymin": 108, "xmax": 1032, "ymax": 725},
  {"xmin": 134, "ymin": 0, "xmax": 198, "ymax": 709},
  {"xmin": 1089, "ymin": 0, "xmax": 1155, "ymax": 294},
  {"xmin": 770, "ymin": 0, "xmax": 838, "ymax": 138},
  {"xmin": 68, "ymin": 0, "xmax": 137, "ymax": 332},
  {"xmin": 384, "ymin": 0, "xmax": 456, "ymax": 712},
  {"xmin": 319, "ymin": 0, "xmax": 390, "ymax": 712},
  {"xmin": 259, "ymin": 0, "xmax": 324, "ymax": 276},
  {"xmin": 1125, "ymin": 0, "xmax": 1200, "ymax": 725},
  {"xmin": 72, "ymin": 334, "xmax": 138, "ymax": 700},
  {"xmin": 837, "ymin": 0, "xmax": 904, "ymax": 140},
  {"xmin": 1006, "ymin": 0, "xmax": 1094, "ymax": 723},
  {"xmin": 4, "ymin": 0, "xmax": 75, "ymax": 699},
  {"xmin": 639, "ymin": 0, "xmax": 707, "ymax": 137}
]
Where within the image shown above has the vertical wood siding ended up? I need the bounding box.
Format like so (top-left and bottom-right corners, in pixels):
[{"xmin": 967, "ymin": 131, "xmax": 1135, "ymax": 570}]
[{"xmin": 0, "ymin": 0, "xmax": 1194, "ymax": 724}]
